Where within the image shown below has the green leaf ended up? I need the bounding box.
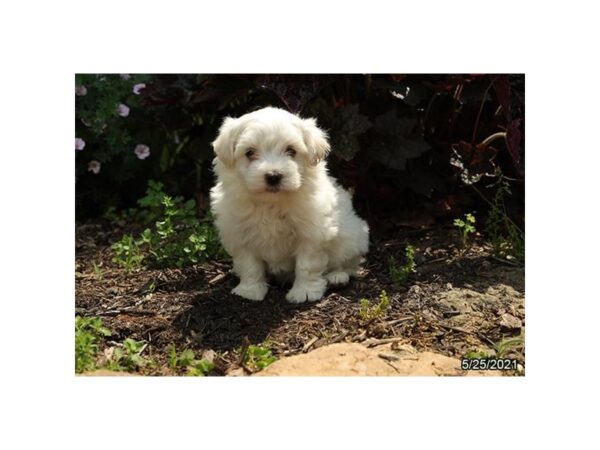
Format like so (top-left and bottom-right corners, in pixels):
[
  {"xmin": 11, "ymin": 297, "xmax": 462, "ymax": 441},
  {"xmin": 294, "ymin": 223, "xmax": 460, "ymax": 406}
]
[
  {"xmin": 327, "ymin": 104, "xmax": 372, "ymax": 161},
  {"xmin": 168, "ymin": 345, "xmax": 178, "ymax": 369},
  {"xmin": 179, "ymin": 349, "xmax": 195, "ymax": 365},
  {"xmin": 186, "ymin": 359, "xmax": 214, "ymax": 376},
  {"xmin": 370, "ymin": 111, "xmax": 430, "ymax": 170}
]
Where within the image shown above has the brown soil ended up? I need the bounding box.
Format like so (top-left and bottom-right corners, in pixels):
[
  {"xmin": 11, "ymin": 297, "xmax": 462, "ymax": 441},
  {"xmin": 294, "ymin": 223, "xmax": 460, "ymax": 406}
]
[{"xmin": 75, "ymin": 222, "xmax": 525, "ymax": 376}]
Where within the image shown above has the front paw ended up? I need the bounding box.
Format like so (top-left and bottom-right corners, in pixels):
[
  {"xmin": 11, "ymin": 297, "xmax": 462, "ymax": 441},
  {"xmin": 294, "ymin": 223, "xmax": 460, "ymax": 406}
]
[
  {"xmin": 286, "ymin": 279, "xmax": 326, "ymax": 304},
  {"xmin": 326, "ymin": 271, "xmax": 350, "ymax": 286},
  {"xmin": 232, "ymin": 282, "xmax": 268, "ymax": 301}
]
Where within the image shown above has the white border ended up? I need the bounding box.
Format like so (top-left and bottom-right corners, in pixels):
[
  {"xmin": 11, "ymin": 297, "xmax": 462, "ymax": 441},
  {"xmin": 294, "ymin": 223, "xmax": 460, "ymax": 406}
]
[{"xmin": 2, "ymin": 1, "xmax": 599, "ymax": 448}]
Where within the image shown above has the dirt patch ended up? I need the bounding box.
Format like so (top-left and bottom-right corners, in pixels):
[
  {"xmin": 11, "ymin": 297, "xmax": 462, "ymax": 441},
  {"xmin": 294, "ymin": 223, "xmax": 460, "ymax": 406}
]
[
  {"xmin": 254, "ymin": 342, "xmax": 498, "ymax": 376},
  {"xmin": 75, "ymin": 222, "xmax": 525, "ymax": 376}
]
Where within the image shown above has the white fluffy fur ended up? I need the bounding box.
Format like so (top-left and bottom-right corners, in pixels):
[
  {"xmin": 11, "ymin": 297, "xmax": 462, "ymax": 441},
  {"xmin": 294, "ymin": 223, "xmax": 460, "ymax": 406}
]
[{"xmin": 210, "ymin": 107, "xmax": 369, "ymax": 303}]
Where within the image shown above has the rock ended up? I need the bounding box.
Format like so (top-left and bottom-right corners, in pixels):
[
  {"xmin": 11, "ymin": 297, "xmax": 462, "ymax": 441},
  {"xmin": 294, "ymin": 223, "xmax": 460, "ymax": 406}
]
[
  {"xmin": 438, "ymin": 284, "xmax": 524, "ymax": 319},
  {"xmin": 500, "ymin": 313, "xmax": 522, "ymax": 329},
  {"xmin": 254, "ymin": 343, "xmax": 496, "ymax": 376},
  {"xmin": 201, "ymin": 349, "xmax": 217, "ymax": 363},
  {"xmin": 447, "ymin": 314, "xmax": 472, "ymax": 328},
  {"xmin": 439, "ymin": 291, "xmax": 474, "ymax": 314}
]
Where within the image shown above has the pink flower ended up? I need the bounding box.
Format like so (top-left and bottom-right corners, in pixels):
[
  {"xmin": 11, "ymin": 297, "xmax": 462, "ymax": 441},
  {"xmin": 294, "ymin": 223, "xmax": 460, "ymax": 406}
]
[
  {"xmin": 134, "ymin": 144, "xmax": 150, "ymax": 160},
  {"xmin": 132, "ymin": 83, "xmax": 146, "ymax": 95},
  {"xmin": 75, "ymin": 137, "xmax": 86, "ymax": 151},
  {"xmin": 75, "ymin": 85, "xmax": 87, "ymax": 96},
  {"xmin": 88, "ymin": 160, "xmax": 101, "ymax": 174},
  {"xmin": 117, "ymin": 103, "xmax": 130, "ymax": 117},
  {"xmin": 120, "ymin": 74, "xmax": 131, "ymax": 80}
]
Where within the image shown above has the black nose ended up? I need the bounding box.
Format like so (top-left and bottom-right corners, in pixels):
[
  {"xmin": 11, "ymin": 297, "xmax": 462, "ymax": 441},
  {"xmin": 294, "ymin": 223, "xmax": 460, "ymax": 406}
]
[{"xmin": 265, "ymin": 172, "xmax": 283, "ymax": 186}]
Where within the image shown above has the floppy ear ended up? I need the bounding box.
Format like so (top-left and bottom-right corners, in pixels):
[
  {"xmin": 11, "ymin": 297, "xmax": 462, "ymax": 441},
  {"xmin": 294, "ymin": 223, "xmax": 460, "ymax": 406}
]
[
  {"xmin": 301, "ymin": 118, "xmax": 331, "ymax": 165},
  {"xmin": 212, "ymin": 117, "xmax": 243, "ymax": 167}
]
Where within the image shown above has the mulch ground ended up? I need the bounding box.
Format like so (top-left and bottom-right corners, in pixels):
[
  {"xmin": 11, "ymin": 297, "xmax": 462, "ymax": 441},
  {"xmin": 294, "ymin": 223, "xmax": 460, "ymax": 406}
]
[{"xmin": 75, "ymin": 221, "xmax": 525, "ymax": 376}]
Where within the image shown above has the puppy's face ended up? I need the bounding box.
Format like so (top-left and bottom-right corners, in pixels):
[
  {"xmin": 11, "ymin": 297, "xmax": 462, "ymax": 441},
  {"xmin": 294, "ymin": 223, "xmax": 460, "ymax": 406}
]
[{"xmin": 212, "ymin": 107, "xmax": 330, "ymax": 195}]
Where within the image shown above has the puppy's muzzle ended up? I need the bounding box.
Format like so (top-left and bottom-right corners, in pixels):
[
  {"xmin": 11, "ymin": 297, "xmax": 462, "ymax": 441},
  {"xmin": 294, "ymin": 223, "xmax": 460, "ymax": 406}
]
[{"xmin": 265, "ymin": 172, "xmax": 283, "ymax": 187}]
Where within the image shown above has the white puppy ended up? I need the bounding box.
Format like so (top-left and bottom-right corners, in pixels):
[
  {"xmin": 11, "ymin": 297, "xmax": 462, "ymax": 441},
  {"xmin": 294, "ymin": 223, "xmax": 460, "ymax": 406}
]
[{"xmin": 210, "ymin": 107, "xmax": 369, "ymax": 303}]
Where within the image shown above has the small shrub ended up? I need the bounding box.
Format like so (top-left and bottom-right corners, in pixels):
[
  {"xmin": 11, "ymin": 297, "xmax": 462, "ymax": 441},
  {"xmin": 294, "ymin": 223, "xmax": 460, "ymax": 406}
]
[
  {"xmin": 106, "ymin": 338, "xmax": 149, "ymax": 372},
  {"xmin": 168, "ymin": 346, "xmax": 196, "ymax": 369},
  {"xmin": 464, "ymin": 350, "xmax": 490, "ymax": 359},
  {"xmin": 75, "ymin": 316, "xmax": 112, "ymax": 373},
  {"xmin": 493, "ymin": 336, "xmax": 524, "ymax": 359},
  {"xmin": 140, "ymin": 195, "xmax": 222, "ymax": 268},
  {"xmin": 485, "ymin": 175, "xmax": 524, "ymax": 262},
  {"xmin": 92, "ymin": 261, "xmax": 104, "ymax": 281},
  {"xmin": 389, "ymin": 245, "xmax": 417, "ymax": 285},
  {"xmin": 359, "ymin": 290, "xmax": 390, "ymax": 325},
  {"xmin": 243, "ymin": 344, "xmax": 277, "ymax": 371},
  {"xmin": 168, "ymin": 346, "xmax": 215, "ymax": 376},
  {"xmin": 186, "ymin": 360, "xmax": 215, "ymax": 377},
  {"xmin": 454, "ymin": 213, "xmax": 476, "ymax": 246},
  {"xmin": 110, "ymin": 180, "xmax": 224, "ymax": 270},
  {"xmin": 136, "ymin": 180, "xmax": 174, "ymax": 224},
  {"xmin": 169, "ymin": 345, "xmax": 194, "ymax": 369},
  {"xmin": 464, "ymin": 336, "xmax": 524, "ymax": 361},
  {"xmin": 111, "ymin": 234, "xmax": 144, "ymax": 272}
]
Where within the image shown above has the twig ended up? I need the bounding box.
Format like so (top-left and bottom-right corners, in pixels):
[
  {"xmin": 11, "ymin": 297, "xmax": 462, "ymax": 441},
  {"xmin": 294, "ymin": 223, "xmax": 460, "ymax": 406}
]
[
  {"xmin": 95, "ymin": 307, "xmax": 156, "ymax": 317},
  {"xmin": 469, "ymin": 183, "xmax": 524, "ymax": 235},
  {"xmin": 480, "ymin": 131, "xmax": 507, "ymax": 148},
  {"xmin": 238, "ymin": 337, "xmax": 254, "ymax": 374},
  {"xmin": 384, "ymin": 317, "xmax": 413, "ymax": 327},
  {"xmin": 421, "ymin": 257, "xmax": 447, "ymax": 266},
  {"xmin": 75, "ymin": 273, "xmax": 96, "ymax": 280},
  {"xmin": 329, "ymin": 330, "xmax": 350, "ymax": 344},
  {"xmin": 145, "ymin": 325, "xmax": 166, "ymax": 335},
  {"xmin": 439, "ymin": 323, "xmax": 471, "ymax": 334},
  {"xmin": 352, "ymin": 330, "xmax": 367, "ymax": 342},
  {"xmin": 302, "ymin": 336, "xmax": 319, "ymax": 353},
  {"xmin": 127, "ymin": 309, "xmax": 157, "ymax": 316},
  {"xmin": 476, "ymin": 332, "xmax": 496, "ymax": 346},
  {"xmin": 489, "ymin": 255, "xmax": 520, "ymax": 267},
  {"xmin": 95, "ymin": 310, "xmax": 122, "ymax": 316},
  {"xmin": 208, "ymin": 273, "xmax": 226, "ymax": 285},
  {"xmin": 378, "ymin": 353, "xmax": 400, "ymax": 362},
  {"xmin": 238, "ymin": 337, "xmax": 250, "ymax": 366},
  {"xmin": 364, "ymin": 336, "xmax": 406, "ymax": 348},
  {"xmin": 380, "ymin": 358, "xmax": 401, "ymax": 373}
]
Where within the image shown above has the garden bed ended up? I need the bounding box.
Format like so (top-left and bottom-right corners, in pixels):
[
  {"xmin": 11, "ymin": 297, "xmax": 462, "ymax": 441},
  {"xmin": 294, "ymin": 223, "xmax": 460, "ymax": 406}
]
[{"xmin": 75, "ymin": 221, "xmax": 525, "ymax": 376}]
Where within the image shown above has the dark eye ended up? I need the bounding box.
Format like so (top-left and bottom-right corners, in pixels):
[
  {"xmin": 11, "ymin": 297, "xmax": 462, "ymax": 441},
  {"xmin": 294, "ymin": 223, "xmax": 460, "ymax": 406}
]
[
  {"xmin": 286, "ymin": 147, "xmax": 296, "ymax": 157},
  {"xmin": 245, "ymin": 149, "xmax": 255, "ymax": 159}
]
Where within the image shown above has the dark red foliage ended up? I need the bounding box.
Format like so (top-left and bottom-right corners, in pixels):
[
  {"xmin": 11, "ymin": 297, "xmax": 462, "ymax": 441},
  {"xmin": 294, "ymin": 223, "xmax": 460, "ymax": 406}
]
[{"xmin": 76, "ymin": 74, "xmax": 524, "ymax": 224}]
